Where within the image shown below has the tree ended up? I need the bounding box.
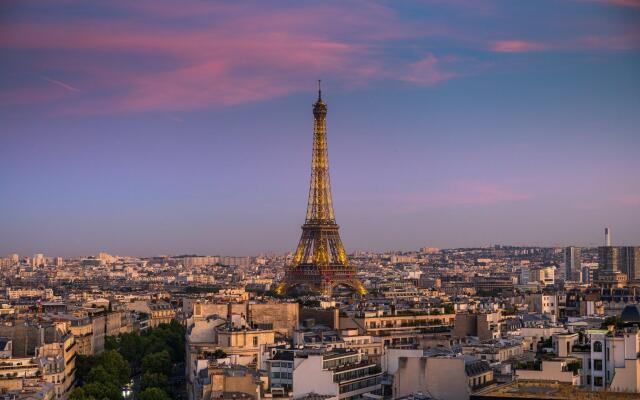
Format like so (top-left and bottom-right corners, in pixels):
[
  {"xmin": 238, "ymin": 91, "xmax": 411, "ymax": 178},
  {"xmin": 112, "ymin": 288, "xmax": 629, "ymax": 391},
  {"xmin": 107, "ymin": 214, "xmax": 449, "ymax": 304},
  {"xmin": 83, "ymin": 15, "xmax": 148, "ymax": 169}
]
[
  {"xmin": 69, "ymin": 387, "xmax": 97, "ymax": 400},
  {"xmin": 119, "ymin": 332, "xmax": 144, "ymax": 368},
  {"xmin": 212, "ymin": 349, "xmax": 227, "ymax": 359},
  {"xmin": 105, "ymin": 335, "xmax": 119, "ymax": 351},
  {"xmin": 95, "ymin": 350, "xmax": 131, "ymax": 386},
  {"xmin": 141, "ymin": 371, "xmax": 169, "ymax": 392},
  {"xmin": 75, "ymin": 355, "xmax": 97, "ymax": 384},
  {"xmin": 81, "ymin": 382, "xmax": 122, "ymax": 400},
  {"xmin": 86, "ymin": 366, "xmax": 119, "ymax": 387},
  {"xmin": 142, "ymin": 350, "xmax": 172, "ymax": 376},
  {"xmin": 138, "ymin": 388, "xmax": 171, "ymax": 400},
  {"xmin": 601, "ymin": 316, "xmax": 625, "ymax": 330},
  {"xmin": 443, "ymin": 303, "xmax": 455, "ymax": 314}
]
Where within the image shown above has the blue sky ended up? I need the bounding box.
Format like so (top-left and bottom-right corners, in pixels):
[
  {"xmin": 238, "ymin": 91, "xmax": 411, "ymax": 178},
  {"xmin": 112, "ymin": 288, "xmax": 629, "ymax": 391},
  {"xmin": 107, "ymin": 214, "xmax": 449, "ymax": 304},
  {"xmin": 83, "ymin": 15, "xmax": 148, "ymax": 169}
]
[{"xmin": 1, "ymin": 0, "xmax": 639, "ymax": 256}]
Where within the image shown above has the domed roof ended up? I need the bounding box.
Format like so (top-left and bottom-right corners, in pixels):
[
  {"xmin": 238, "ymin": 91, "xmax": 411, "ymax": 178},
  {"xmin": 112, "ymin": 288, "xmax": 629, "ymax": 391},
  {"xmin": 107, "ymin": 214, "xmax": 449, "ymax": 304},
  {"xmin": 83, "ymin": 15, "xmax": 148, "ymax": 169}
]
[{"xmin": 620, "ymin": 304, "xmax": 640, "ymax": 324}]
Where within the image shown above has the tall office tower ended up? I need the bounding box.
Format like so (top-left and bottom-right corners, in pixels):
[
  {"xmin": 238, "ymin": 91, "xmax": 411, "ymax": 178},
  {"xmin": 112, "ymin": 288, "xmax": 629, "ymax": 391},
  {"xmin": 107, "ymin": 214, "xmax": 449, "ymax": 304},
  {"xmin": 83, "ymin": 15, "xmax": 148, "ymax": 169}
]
[
  {"xmin": 599, "ymin": 246, "xmax": 621, "ymax": 272},
  {"xmin": 621, "ymin": 247, "xmax": 640, "ymax": 281},
  {"xmin": 276, "ymin": 84, "xmax": 365, "ymax": 296},
  {"xmin": 599, "ymin": 228, "xmax": 617, "ymax": 272},
  {"xmin": 564, "ymin": 246, "xmax": 582, "ymax": 282},
  {"xmin": 599, "ymin": 244, "xmax": 640, "ymax": 281}
]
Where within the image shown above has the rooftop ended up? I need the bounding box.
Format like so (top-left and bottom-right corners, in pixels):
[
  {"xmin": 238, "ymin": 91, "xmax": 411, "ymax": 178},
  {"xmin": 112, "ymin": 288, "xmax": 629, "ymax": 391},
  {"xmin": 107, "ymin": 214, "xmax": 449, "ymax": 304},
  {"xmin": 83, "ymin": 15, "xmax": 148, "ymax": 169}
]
[{"xmin": 472, "ymin": 381, "xmax": 639, "ymax": 399}]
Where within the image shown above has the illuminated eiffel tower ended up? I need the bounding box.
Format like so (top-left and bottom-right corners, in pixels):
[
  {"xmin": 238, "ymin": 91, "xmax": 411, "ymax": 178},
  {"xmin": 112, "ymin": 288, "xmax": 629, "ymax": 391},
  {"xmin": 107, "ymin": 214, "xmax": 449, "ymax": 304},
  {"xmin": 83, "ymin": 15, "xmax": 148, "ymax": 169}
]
[{"xmin": 276, "ymin": 82, "xmax": 366, "ymax": 296}]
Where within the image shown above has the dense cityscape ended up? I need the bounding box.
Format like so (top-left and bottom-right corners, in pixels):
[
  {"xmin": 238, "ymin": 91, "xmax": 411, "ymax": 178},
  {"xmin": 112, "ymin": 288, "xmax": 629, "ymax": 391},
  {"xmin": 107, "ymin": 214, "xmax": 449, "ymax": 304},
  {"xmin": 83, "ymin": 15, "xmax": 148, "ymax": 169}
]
[
  {"xmin": 2, "ymin": 1, "xmax": 639, "ymax": 400},
  {"xmin": 1, "ymin": 233, "xmax": 640, "ymax": 400}
]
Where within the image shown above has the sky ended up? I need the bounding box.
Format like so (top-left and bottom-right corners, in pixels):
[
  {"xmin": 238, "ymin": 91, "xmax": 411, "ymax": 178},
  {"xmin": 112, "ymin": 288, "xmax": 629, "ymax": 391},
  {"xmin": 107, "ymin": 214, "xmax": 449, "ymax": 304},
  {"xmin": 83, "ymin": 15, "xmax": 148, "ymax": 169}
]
[{"xmin": 1, "ymin": 0, "xmax": 639, "ymax": 257}]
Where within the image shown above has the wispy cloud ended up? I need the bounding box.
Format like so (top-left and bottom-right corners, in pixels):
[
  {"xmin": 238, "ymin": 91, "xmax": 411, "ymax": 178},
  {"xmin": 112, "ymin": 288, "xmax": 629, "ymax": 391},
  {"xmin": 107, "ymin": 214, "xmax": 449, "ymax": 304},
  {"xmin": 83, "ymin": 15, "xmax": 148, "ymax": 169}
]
[
  {"xmin": 40, "ymin": 75, "xmax": 80, "ymax": 92},
  {"xmin": 614, "ymin": 195, "xmax": 640, "ymax": 206},
  {"xmin": 399, "ymin": 54, "xmax": 458, "ymax": 85},
  {"xmin": 392, "ymin": 180, "xmax": 531, "ymax": 212},
  {"xmin": 589, "ymin": 0, "xmax": 640, "ymax": 8},
  {"xmin": 490, "ymin": 40, "xmax": 548, "ymax": 53},
  {"xmin": 1, "ymin": 0, "xmax": 638, "ymax": 113},
  {"xmin": 0, "ymin": 2, "xmax": 450, "ymax": 114}
]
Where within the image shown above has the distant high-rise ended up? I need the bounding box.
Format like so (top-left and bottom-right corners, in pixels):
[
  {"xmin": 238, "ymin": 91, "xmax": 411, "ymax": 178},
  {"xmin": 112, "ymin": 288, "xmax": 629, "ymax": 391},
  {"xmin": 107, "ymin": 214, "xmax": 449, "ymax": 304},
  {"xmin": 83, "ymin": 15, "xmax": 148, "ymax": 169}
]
[
  {"xmin": 621, "ymin": 247, "xmax": 640, "ymax": 281},
  {"xmin": 605, "ymin": 227, "xmax": 611, "ymax": 246},
  {"xmin": 564, "ymin": 246, "xmax": 582, "ymax": 282},
  {"xmin": 598, "ymin": 238, "xmax": 640, "ymax": 282},
  {"xmin": 599, "ymin": 247, "xmax": 620, "ymax": 272},
  {"xmin": 31, "ymin": 253, "xmax": 45, "ymax": 267},
  {"xmin": 8, "ymin": 253, "xmax": 19, "ymax": 265}
]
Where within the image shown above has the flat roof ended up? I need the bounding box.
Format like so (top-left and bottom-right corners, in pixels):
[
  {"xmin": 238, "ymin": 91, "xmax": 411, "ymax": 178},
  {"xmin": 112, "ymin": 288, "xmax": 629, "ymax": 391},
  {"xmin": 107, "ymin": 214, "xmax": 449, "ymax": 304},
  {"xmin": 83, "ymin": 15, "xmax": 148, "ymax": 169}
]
[{"xmin": 472, "ymin": 381, "xmax": 639, "ymax": 399}]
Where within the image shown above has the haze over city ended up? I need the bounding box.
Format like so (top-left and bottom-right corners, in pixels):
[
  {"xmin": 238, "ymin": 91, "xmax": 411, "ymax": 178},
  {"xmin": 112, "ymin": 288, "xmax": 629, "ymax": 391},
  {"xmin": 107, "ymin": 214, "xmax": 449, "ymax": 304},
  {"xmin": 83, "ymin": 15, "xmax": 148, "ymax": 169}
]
[{"xmin": 1, "ymin": 0, "xmax": 639, "ymax": 256}]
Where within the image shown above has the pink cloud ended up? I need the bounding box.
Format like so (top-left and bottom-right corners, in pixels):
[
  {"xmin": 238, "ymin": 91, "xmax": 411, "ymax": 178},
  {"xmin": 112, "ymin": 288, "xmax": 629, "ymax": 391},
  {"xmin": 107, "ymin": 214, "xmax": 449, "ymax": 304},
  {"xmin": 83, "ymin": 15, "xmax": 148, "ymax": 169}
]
[
  {"xmin": 614, "ymin": 195, "xmax": 640, "ymax": 206},
  {"xmin": 489, "ymin": 30, "xmax": 640, "ymax": 53},
  {"xmin": 591, "ymin": 0, "xmax": 640, "ymax": 8},
  {"xmin": 0, "ymin": 2, "xmax": 455, "ymax": 114},
  {"xmin": 399, "ymin": 54, "xmax": 458, "ymax": 86},
  {"xmin": 490, "ymin": 40, "xmax": 548, "ymax": 53},
  {"xmin": 579, "ymin": 30, "xmax": 640, "ymax": 50},
  {"xmin": 40, "ymin": 75, "xmax": 80, "ymax": 92},
  {"xmin": 395, "ymin": 180, "xmax": 531, "ymax": 211}
]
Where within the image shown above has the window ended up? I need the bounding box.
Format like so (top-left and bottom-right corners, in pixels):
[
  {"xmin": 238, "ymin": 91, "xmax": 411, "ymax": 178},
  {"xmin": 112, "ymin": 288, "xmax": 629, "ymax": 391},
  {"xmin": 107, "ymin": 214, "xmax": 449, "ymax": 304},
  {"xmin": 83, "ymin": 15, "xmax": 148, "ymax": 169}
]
[
  {"xmin": 594, "ymin": 359, "xmax": 603, "ymax": 371},
  {"xmin": 594, "ymin": 376, "xmax": 603, "ymax": 386},
  {"xmin": 586, "ymin": 375, "xmax": 591, "ymax": 385},
  {"xmin": 593, "ymin": 341, "xmax": 603, "ymax": 352},
  {"xmin": 253, "ymin": 336, "xmax": 258, "ymax": 347}
]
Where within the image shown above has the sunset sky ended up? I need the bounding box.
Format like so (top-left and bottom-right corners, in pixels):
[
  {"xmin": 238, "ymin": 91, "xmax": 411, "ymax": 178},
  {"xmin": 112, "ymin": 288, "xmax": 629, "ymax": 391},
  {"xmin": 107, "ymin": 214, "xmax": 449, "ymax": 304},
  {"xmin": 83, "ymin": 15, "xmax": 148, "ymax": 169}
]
[{"xmin": 1, "ymin": 0, "xmax": 639, "ymax": 256}]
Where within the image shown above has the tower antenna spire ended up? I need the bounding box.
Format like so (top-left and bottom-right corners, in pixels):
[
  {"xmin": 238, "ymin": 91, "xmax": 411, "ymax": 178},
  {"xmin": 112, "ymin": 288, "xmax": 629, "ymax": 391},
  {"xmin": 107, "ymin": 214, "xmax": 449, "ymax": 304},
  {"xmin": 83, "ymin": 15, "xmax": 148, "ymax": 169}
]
[{"xmin": 318, "ymin": 79, "xmax": 322, "ymax": 101}]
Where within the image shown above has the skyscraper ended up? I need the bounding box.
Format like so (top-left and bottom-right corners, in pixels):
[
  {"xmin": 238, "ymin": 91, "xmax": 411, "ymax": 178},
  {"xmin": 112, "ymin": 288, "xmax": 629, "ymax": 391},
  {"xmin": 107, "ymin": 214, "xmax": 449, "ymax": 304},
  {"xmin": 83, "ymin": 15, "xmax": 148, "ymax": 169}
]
[
  {"xmin": 276, "ymin": 83, "xmax": 365, "ymax": 296},
  {"xmin": 598, "ymin": 227, "xmax": 640, "ymax": 282},
  {"xmin": 564, "ymin": 246, "xmax": 582, "ymax": 282}
]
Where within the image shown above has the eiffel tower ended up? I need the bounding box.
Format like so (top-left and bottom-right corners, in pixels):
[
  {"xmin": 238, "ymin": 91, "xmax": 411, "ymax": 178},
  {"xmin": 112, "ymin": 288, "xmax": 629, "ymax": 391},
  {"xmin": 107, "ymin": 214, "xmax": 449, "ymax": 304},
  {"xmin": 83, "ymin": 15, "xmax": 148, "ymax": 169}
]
[{"xmin": 275, "ymin": 82, "xmax": 366, "ymax": 296}]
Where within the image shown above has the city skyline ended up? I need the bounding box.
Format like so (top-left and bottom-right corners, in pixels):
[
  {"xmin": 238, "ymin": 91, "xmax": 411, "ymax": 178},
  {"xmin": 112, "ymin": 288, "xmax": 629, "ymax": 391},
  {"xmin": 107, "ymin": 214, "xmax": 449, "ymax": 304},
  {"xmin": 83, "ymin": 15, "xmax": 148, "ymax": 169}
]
[{"xmin": 2, "ymin": 0, "xmax": 640, "ymax": 256}]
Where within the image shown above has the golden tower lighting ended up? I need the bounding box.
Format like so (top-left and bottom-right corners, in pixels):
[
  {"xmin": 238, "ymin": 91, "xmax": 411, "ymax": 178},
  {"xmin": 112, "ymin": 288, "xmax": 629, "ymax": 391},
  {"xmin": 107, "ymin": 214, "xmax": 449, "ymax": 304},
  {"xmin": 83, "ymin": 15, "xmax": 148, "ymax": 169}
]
[{"xmin": 276, "ymin": 82, "xmax": 366, "ymax": 296}]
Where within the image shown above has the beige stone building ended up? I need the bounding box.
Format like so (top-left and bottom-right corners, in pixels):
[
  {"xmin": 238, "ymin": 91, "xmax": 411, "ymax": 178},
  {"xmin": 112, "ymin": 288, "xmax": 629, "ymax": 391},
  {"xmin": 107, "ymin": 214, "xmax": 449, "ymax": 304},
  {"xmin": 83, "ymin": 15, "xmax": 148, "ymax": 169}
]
[
  {"xmin": 127, "ymin": 300, "xmax": 175, "ymax": 328},
  {"xmin": 394, "ymin": 356, "xmax": 493, "ymax": 400},
  {"xmin": 188, "ymin": 301, "xmax": 299, "ymax": 338}
]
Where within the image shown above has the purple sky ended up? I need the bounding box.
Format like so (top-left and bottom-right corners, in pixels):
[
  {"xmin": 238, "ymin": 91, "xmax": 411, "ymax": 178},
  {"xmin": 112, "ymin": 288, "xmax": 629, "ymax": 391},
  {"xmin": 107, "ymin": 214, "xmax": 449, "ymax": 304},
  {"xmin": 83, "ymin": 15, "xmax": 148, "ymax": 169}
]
[{"xmin": 1, "ymin": 0, "xmax": 639, "ymax": 257}]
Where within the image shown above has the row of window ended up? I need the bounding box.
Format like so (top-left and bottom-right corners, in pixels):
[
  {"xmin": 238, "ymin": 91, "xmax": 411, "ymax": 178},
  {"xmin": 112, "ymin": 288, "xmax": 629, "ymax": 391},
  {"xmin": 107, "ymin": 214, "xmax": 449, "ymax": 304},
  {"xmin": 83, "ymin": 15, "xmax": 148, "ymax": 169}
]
[
  {"xmin": 323, "ymin": 356, "xmax": 359, "ymax": 369},
  {"xmin": 339, "ymin": 376, "xmax": 381, "ymax": 394},
  {"xmin": 470, "ymin": 374, "xmax": 488, "ymax": 388},
  {"xmin": 271, "ymin": 372, "xmax": 292, "ymax": 379},
  {"xmin": 270, "ymin": 361, "xmax": 292, "ymax": 368},
  {"xmin": 334, "ymin": 366, "xmax": 378, "ymax": 383}
]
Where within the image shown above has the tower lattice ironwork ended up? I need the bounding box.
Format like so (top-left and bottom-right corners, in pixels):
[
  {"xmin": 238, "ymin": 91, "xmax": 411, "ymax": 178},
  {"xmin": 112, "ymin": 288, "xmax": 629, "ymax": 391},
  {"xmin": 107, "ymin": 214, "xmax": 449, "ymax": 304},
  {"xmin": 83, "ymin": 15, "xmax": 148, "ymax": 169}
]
[{"xmin": 276, "ymin": 82, "xmax": 366, "ymax": 296}]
